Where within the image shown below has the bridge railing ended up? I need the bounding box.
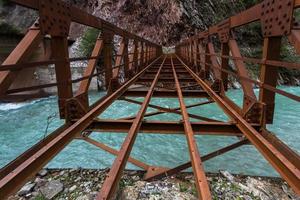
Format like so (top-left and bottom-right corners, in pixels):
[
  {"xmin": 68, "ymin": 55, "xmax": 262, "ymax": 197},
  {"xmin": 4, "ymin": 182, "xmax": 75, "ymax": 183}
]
[
  {"xmin": 0, "ymin": 0, "xmax": 162, "ymax": 120},
  {"xmin": 176, "ymin": 0, "xmax": 300, "ymax": 125}
]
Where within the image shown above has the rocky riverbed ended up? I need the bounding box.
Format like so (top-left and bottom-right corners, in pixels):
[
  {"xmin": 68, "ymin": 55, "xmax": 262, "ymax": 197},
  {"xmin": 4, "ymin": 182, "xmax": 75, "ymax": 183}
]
[{"xmin": 8, "ymin": 169, "xmax": 299, "ymax": 200}]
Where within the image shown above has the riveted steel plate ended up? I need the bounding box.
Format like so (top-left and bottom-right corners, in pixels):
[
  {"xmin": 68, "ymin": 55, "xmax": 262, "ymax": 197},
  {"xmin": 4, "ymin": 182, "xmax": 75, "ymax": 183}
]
[
  {"xmin": 261, "ymin": 0, "xmax": 294, "ymax": 37},
  {"xmin": 217, "ymin": 19, "xmax": 231, "ymax": 43},
  {"xmin": 39, "ymin": 0, "xmax": 71, "ymax": 37}
]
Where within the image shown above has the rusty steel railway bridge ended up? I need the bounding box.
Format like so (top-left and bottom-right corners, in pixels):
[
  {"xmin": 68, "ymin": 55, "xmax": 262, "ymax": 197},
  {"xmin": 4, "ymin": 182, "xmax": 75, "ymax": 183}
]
[{"xmin": 0, "ymin": 0, "xmax": 300, "ymax": 199}]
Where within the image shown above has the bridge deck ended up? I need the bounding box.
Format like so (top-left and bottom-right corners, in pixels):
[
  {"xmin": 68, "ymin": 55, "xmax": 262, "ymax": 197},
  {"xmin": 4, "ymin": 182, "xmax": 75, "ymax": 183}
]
[
  {"xmin": 1, "ymin": 54, "xmax": 299, "ymax": 199},
  {"xmin": 1, "ymin": 0, "xmax": 300, "ymax": 199}
]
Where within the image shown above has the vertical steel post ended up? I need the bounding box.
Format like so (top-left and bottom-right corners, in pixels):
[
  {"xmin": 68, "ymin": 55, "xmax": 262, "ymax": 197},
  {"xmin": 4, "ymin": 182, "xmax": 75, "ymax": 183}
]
[
  {"xmin": 133, "ymin": 40, "xmax": 139, "ymax": 73},
  {"xmin": 103, "ymin": 29, "xmax": 114, "ymax": 89},
  {"xmin": 204, "ymin": 43, "xmax": 210, "ymax": 79},
  {"xmin": 123, "ymin": 38, "xmax": 129, "ymax": 79},
  {"xmin": 51, "ymin": 37, "xmax": 73, "ymax": 119},
  {"xmin": 220, "ymin": 43, "xmax": 230, "ymax": 92},
  {"xmin": 259, "ymin": 37, "xmax": 282, "ymax": 123},
  {"xmin": 140, "ymin": 42, "xmax": 144, "ymax": 68}
]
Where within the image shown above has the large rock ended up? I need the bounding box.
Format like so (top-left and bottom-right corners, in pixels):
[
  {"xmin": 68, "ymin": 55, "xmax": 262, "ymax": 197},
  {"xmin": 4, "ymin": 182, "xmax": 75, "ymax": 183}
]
[
  {"xmin": 17, "ymin": 182, "xmax": 36, "ymax": 196},
  {"xmin": 38, "ymin": 169, "xmax": 48, "ymax": 177},
  {"xmin": 40, "ymin": 180, "xmax": 64, "ymax": 199},
  {"xmin": 76, "ymin": 195, "xmax": 90, "ymax": 200}
]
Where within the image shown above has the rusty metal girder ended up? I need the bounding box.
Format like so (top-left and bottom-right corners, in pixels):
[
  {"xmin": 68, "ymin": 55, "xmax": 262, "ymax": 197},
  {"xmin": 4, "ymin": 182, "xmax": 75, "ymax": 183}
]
[
  {"xmin": 10, "ymin": 0, "xmax": 159, "ymax": 46},
  {"xmin": 144, "ymin": 139, "xmax": 249, "ymax": 181},
  {"xmin": 87, "ymin": 119, "xmax": 247, "ymax": 136},
  {"xmin": 120, "ymin": 98, "xmax": 219, "ymax": 122},
  {"xmin": 171, "ymin": 56, "xmax": 212, "ymax": 198},
  {"xmin": 122, "ymin": 90, "xmax": 210, "ymax": 98},
  {"xmin": 97, "ymin": 57, "xmax": 167, "ymax": 199},
  {"xmin": 261, "ymin": 0, "xmax": 294, "ymax": 37},
  {"xmin": 0, "ymin": 57, "xmax": 161, "ymax": 199},
  {"xmin": 81, "ymin": 136, "xmax": 150, "ymax": 170},
  {"xmin": 176, "ymin": 55, "xmax": 300, "ymax": 195},
  {"xmin": 0, "ymin": 25, "xmax": 42, "ymax": 96},
  {"xmin": 38, "ymin": 0, "xmax": 71, "ymax": 37},
  {"xmin": 1, "ymin": 0, "xmax": 300, "ymax": 199},
  {"xmin": 76, "ymin": 36, "xmax": 103, "ymax": 97}
]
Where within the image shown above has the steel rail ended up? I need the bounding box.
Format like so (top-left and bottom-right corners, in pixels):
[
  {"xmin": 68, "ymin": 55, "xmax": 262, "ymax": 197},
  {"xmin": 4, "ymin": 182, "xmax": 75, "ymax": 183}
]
[
  {"xmin": 2, "ymin": 62, "xmax": 135, "ymax": 95},
  {"xmin": 171, "ymin": 56, "xmax": 212, "ymax": 199},
  {"xmin": 176, "ymin": 54, "xmax": 300, "ymax": 195},
  {"xmin": 145, "ymin": 139, "xmax": 249, "ymax": 180},
  {"xmin": 180, "ymin": 0, "xmax": 300, "ymax": 42},
  {"xmin": 196, "ymin": 52, "xmax": 300, "ymax": 71},
  {"xmin": 5, "ymin": 70, "xmax": 105, "ymax": 94},
  {"xmin": 0, "ymin": 56, "xmax": 161, "ymax": 199},
  {"xmin": 10, "ymin": 0, "xmax": 159, "ymax": 46},
  {"xmin": 197, "ymin": 59, "xmax": 300, "ymax": 102},
  {"xmin": 97, "ymin": 56, "xmax": 166, "ymax": 199},
  {"xmin": 0, "ymin": 55, "xmax": 102, "ymax": 71}
]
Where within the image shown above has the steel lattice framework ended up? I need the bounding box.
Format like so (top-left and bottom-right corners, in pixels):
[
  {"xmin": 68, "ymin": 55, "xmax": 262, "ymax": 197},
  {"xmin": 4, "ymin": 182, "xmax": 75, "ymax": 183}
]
[{"xmin": 0, "ymin": 0, "xmax": 300, "ymax": 199}]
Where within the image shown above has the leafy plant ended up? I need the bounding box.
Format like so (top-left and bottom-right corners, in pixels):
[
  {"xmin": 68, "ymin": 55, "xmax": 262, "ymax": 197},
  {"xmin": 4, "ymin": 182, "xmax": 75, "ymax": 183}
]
[
  {"xmin": 0, "ymin": 22, "xmax": 22, "ymax": 36},
  {"xmin": 179, "ymin": 182, "xmax": 189, "ymax": 192},
  {"xmin": 79, "ymin": 28, "xmax": 101, "ymax": 57},
  {"xmin": 0, "ymin": 0, "xmax": 11, "ymax": 6},
  {"xmin": 33, "ymin": 194, "xmax": 46, "ymax": 200}
]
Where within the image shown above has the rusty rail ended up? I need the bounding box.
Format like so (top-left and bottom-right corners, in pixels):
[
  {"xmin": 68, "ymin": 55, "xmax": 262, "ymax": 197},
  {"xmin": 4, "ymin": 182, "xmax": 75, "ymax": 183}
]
[{"xmin": 0, "ymin": 0, "xmax": 300, "ymax": 199}]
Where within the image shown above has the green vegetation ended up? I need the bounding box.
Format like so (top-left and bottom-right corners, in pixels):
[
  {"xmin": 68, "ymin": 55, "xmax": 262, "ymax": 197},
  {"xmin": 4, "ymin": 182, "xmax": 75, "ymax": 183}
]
[
  {"xmin": 0, "ymin": 22, "xmax": 22, "ymax": 36},
  {"xmin": 33, "ymin": 194, "xmax": 46, "ymax": 200},
  {"xmin": 241, "ymin": 0, "xmax": 259, "ymax": 8},
  {"xmin": 119, "ymin": 178, "xmax": 135, "ymax": 190},
  {"xmin": 179, "ymin": 182, "xmax": 189, "ymax": 192},
  {"xmin": 0, "ymin": 0, "xmax": 10, "ymax": 6},
  {"xmin": 79, "ymin": 28, "xmax": 101, "ymax": 57}
]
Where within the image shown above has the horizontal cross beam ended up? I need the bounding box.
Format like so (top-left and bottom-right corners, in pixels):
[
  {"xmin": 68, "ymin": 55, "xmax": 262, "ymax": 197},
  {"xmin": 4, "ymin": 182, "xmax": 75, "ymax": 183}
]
[
  {"xmin": 122, "ymin": 90, "xmax": 210, "ymax": 98},
  {"xmin": 87, "ymin": 119, "xmax": 256, "ymax": 136}
]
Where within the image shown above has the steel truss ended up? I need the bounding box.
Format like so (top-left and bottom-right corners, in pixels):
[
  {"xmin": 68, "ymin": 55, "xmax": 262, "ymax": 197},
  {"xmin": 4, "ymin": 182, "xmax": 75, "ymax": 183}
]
[{"xmin": 0, "ymin": 0, "xmax": 300, "ymax": 199}]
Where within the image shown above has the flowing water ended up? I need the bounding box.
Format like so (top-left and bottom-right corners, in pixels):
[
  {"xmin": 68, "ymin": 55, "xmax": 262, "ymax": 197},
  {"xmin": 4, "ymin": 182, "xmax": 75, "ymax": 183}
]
[{"xmin": 0, "ymin": 87, "xmax": 299, "ymax": 177}]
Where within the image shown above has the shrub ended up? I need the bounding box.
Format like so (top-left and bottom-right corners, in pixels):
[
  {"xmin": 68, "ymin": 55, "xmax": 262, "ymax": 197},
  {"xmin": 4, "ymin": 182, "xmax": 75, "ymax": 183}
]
[{"xmin": 79, "ymin": 28, "xmax": 100, "ymax": 57}]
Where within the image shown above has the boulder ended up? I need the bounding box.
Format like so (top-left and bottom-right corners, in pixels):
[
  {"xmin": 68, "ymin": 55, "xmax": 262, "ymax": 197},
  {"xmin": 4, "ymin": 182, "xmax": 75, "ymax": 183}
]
[
  {"xmin": 38, "ymin": 169, "xmax": 48, "ymax": 177},
  {"xmin": 17, "ymin": 182, "xmax": 36, "ymax": 196},
  {"xmin": 40, "ymin": 180, "xmax": 63, "ymax": 199}
]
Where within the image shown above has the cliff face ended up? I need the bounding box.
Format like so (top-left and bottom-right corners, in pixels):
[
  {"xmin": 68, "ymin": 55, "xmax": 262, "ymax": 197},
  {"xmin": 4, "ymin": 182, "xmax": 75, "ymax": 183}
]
[{"xmin": 88, "ymin": 0, "xmax": 259, "ymax": 45}]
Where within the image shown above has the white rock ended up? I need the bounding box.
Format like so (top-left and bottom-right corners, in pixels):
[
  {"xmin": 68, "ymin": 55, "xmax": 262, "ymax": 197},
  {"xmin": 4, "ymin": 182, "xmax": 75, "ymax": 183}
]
[
  {"xmin": 75, "ymin": 177, "xmax": 82, "ymax": 182},
  {"xmin": 76, "ymin": 195, "xmax": 89, "ymax": 200},
  {"xmin": 17, "ymin": 182, "xmax": 36, "ymax": 196},
  {"xmin": 69, "ymin": 185, "xmax": 77, "ymax": 192},
  {"xmin": 220, "ymin": 170, "xmax": 235, "ymax": 183},
  {"xmin": 38, "ymin": 169, "xmax": 48, "ymax": 177},
  {"xmin": 59, "ymin": 171, "xmax": 65, "ymax": 176},
  {"xmin": 40, "ymin": 180, "xmax": 64, "ymax": 199}
]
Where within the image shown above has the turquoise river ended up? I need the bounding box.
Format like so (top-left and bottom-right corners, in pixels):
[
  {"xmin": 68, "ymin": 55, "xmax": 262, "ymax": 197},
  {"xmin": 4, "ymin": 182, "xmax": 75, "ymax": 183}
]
[{"xmin": 0, "ymin": 87, "xmax": 299, "ymax": 177}]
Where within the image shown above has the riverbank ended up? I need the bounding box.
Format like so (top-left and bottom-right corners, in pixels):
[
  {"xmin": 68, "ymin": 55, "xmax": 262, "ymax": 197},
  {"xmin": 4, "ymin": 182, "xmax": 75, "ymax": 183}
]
[{"xmin": 9, "ymin": 168, "xmax": 299, "ymax": 200}]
